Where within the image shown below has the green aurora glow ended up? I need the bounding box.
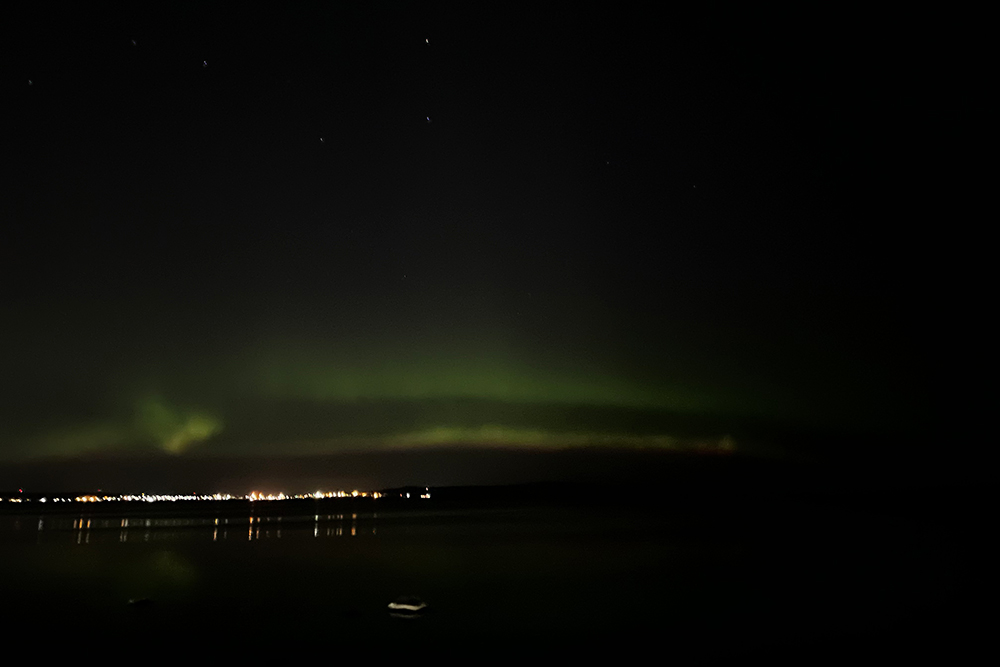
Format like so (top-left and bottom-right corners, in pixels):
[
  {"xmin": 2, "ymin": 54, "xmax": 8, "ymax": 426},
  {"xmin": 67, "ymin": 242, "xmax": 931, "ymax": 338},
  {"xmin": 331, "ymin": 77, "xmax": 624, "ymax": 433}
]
[{"xmin": 0, "ymin": 4, "xmax": 935, "ymax": 476}]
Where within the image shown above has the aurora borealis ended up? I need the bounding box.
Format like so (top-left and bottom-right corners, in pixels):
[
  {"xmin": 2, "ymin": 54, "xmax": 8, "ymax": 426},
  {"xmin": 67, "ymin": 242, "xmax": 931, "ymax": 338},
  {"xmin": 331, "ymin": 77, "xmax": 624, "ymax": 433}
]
[{"xmin": 1, "ymin": 3, "xmax": 942, "ymax": 489}]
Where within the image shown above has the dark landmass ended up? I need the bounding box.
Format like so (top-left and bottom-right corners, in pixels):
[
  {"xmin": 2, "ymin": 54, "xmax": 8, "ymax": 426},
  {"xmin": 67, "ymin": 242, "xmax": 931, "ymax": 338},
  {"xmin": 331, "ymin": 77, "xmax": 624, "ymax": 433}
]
[
  {"xmin": 2, "ymin": 450, "xmax": 984, "ymax": 541},
  {"xmin": 0, "ymin": 430, "xmax": 969, "ymax": 496}
]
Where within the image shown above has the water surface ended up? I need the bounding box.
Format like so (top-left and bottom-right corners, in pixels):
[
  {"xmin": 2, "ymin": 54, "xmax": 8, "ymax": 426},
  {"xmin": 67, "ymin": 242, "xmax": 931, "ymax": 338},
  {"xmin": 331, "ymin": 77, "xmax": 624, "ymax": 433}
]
[{"xmin": 0, "ymin": 497, "xmax": 965, "ymax": 662}]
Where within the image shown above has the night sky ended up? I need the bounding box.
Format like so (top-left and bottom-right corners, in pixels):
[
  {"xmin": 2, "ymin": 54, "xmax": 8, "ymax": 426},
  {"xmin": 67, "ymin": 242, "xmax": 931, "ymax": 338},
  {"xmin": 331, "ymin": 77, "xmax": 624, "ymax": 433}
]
[{"xmin": 2, "ymin": 4, "xmax": 948, "ymax": 490}]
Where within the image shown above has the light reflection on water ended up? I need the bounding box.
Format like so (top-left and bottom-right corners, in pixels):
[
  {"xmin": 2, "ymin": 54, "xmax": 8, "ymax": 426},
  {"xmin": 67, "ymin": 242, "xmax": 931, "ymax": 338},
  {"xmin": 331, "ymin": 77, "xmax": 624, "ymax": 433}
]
[{"xmin": 0, "ymin": 511, "xmax": 381, "ymax": 545}]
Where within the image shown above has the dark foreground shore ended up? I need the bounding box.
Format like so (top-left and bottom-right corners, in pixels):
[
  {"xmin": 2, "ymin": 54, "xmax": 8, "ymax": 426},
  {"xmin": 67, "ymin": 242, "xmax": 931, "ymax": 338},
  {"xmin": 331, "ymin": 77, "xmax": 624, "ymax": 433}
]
[{"xmin": 0, "ymin": 455, "xmax": 983, "ymax": 664}]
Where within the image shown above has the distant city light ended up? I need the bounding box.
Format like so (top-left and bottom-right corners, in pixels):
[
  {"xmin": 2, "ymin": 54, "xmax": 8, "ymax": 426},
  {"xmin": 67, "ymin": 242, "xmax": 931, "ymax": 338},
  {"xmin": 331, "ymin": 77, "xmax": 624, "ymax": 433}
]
[{"xmin": 1, "ymin": 489, "xmax": 395, "ymax": 503}]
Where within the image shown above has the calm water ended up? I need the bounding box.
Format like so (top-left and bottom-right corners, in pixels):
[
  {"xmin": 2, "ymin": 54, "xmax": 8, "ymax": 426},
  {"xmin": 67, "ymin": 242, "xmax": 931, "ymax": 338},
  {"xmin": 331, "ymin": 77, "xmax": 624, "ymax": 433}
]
[{"xmin": 0, "ymin": 499, "xmax": 964, "ymax": 662}]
